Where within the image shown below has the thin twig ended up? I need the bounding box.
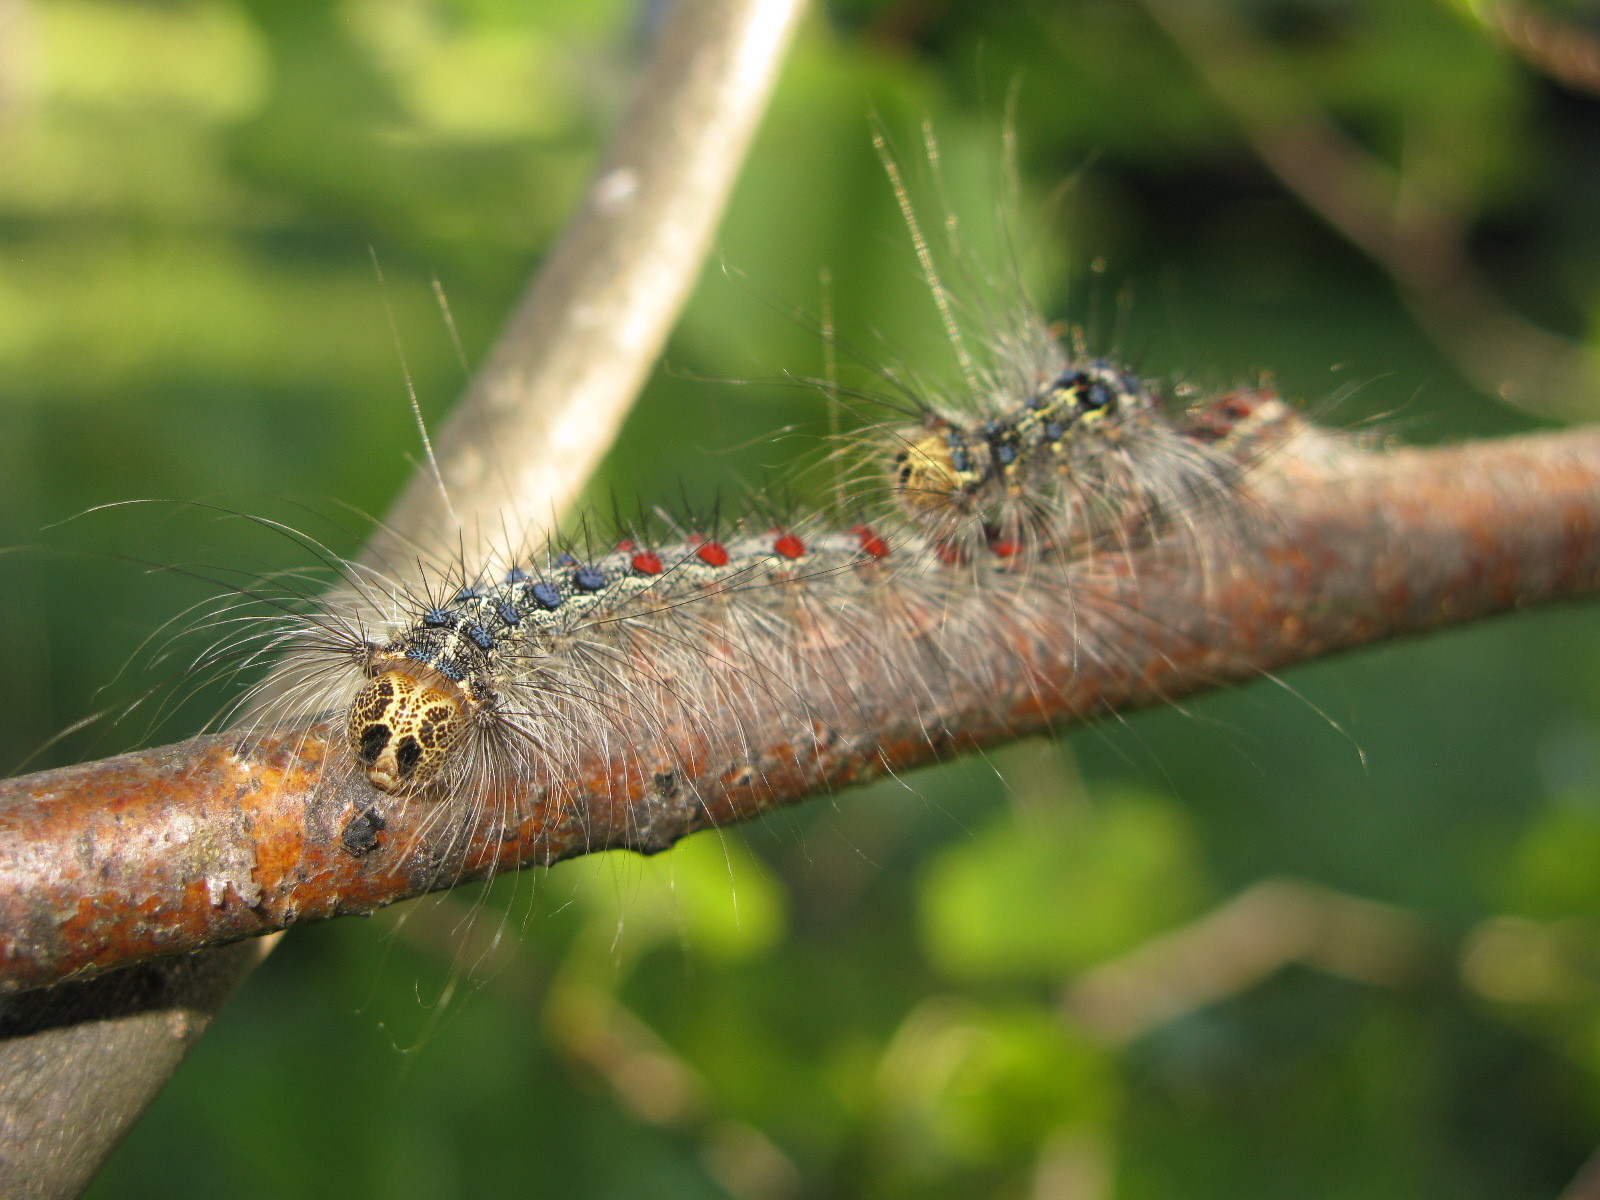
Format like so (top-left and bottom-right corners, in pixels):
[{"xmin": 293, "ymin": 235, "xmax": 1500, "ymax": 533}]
[
  {"xmin": 1559, "ymin": 1147, "xmax": 1600, "ymax": 1200},
  {"xmin": 0, "ymin": 0, "xmax": 806, "ymax": 1195},
  {"xmin": 1140, "ymin": 0, "xmax": 1600, "ymax": 421},
  {"xmin": 372, "ymin": 0, "xmax": 808, "ymax": 565},
  {"xmin": 1476, "ymin": 0, "xmax": 1600, "ymax": 98},
  {"xmin": 1063, "ymin": 879, "xmax": 1434, "ymax": 1044}
]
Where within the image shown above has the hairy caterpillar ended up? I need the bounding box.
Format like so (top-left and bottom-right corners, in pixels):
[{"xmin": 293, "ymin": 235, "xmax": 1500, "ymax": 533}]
[
  {"xmin": 209, "ymin": 143, "xmax": 1298, "ymax": 873},
  {"xmin": 885, "ymin": 355, "xmax": 1246, "ymax": 558},
  {"xmin": 227, "ymin": 376, "xmax": 1287, "ymax": 848}
]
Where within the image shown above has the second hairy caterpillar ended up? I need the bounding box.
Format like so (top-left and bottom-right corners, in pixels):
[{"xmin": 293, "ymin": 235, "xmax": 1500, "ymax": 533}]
[
  {"xmin": 886, "ymin": 354, "xmax": 1245, "ymax": 558},
  {"xmin": 865, "ymin": 127, "xmax": 1247, "ymax": 562}
]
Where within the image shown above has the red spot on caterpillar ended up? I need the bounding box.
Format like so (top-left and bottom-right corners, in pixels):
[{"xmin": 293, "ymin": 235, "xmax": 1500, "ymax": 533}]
[
  {"xmin": 991, "ymin": 538, "xmax": 1020, "ymax": 558},
  {"xmin": 773, "ymin": 533, "xmax": 805, "ymax": 560},
  {"xmin": 696, "ymin": 541, "xmax": 730, "ymax": 567},
  {"xmin": 686, "ymin": 533, "xmax": 704, "ymax": 545},
  {"xmin": 631, "ymin": 551, "xmax": 663, "ymax": 575},
  {"xmin": 616, "ymin": 538, "xmax": 636, "ymax": 552},
  {"xmin": 935, "ymin": 542, "xmax": 964, "ymax": 566},
  {"xmin": 851, "ymin": 524, "xmax": 890, "ymax": 558},
  {"xmin": 1186, "ymin": 385, "xmax": 1281, "ymax": 442}
]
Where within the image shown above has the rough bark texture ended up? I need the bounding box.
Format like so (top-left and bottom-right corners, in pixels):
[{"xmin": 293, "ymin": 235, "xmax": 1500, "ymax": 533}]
[{"xmin": 4, "ymin": 425, "xmax": 1598, "ymax": 995}]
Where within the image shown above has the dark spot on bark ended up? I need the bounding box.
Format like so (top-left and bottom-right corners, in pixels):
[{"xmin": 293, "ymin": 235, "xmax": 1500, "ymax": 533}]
[{"xmin": 341, "ymin": 807, "xmax": 386, "ymax": 856}]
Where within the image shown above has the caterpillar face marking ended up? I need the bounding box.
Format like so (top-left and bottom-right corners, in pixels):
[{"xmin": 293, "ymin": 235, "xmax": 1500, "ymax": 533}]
[
  {"xmin": 348, "ymin": 666, "xmax": 473, "ymax": 792},
  {"xmin": 894, "ymin": 429, "xmax": 969, "ymax": 517}
]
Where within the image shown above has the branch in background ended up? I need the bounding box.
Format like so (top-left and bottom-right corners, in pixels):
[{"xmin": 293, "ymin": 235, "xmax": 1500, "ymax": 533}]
[
  {"xmin": 371, "ymin": 0, "xmax": 808, "ymax": 566},
  {"xmin": 1058, "ymin": 877, "xmax": 1600, "ymax": 1196},
  {"xmin": 391, "ymin": 895, "xmax": 804, "ymax": 1200},
  {"xmin": 1562, "ymin": 1151, "xmax": 1600, "ymax": 1200},
  {"xmin": 1471, "ymin": 0, "xmax": 1600, "ymax": 98},
  {"xmin": 0, "ymin": 0, "xmax": 807, "ymax": 1195},
  {"xmin": 546, "ymin": 978, "xmax": 805, "ymax": 1200},
  {"xmin": 4, "ymin": 423, "xmax": 1600, "ymax": 992},
  {"xmin": 1141, "ymin": 0, "xmax": 1600, "ymax": 421},
  {"xmin": 1063, "ymin": 879, "xmax": 1435, "ymax": 1044},
  {"xmin": 0, "ymin": 0, "xmax": 35, "ymax": 124}
]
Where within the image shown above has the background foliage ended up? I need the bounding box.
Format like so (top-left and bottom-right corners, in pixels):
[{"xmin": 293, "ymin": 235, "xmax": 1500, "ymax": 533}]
[{"xmin": 2, "ymin": 0, "xmax": 1599, "ymax": 1196}]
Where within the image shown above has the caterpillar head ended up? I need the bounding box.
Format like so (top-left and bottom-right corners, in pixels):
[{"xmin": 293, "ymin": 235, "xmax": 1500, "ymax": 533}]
[
  {"xmin": 893, "ymin": 424, "xmax": 980, "ymax": 517},
  {"xmin": 346, "ymin": 665, "xmax": 471, "ymax": 793}
]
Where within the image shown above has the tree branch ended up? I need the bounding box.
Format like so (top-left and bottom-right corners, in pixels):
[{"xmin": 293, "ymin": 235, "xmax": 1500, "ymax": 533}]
[
  {"xmin": 1471, "ymin": 0, "xmax": 1600, "ymax": 99},
  {"xmin": 4, "ymin": 422, "xmax": 1599, "ymax": 994}
]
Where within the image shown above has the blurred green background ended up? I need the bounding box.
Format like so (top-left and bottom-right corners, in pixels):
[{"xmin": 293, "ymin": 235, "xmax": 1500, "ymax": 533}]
[{"xmin": 3, "ymin": 0, "xmax": 1600, "ymax": 1195}]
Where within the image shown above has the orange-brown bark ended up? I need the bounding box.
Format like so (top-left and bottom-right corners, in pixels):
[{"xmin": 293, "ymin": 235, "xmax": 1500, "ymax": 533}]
[{"xmin": 4, "ymin": 427, "xmax": 1599, "ymax": 994}]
